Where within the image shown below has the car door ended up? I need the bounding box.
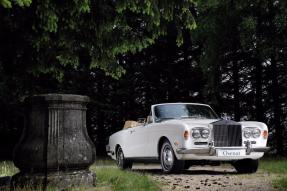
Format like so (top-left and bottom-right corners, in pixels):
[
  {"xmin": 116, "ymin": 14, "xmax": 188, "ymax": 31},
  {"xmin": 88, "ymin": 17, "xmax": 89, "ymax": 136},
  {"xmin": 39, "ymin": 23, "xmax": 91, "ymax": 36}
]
[
  {"xmin": 143, "ymin": 122, "xmax": 158, "ymax": 157},
  {"xmin": 124, "ymin": 124, "xmax": 151, "ymax": 158}
]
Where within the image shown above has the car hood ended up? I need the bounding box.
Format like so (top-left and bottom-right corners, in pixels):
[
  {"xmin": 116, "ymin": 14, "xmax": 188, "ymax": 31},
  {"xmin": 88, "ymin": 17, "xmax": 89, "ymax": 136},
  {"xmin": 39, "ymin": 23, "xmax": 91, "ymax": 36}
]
[{"xmin": 161, "ymin": 118, "xmax": 220, "ymax": 127}]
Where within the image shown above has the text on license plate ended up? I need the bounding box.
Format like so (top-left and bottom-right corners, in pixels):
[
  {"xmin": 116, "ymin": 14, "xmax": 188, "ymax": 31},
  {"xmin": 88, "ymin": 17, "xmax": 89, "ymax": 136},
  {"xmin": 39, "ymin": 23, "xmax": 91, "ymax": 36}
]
[{"xmin": 217, "ymin": 149, "xmax": 245, "ymax": 157}]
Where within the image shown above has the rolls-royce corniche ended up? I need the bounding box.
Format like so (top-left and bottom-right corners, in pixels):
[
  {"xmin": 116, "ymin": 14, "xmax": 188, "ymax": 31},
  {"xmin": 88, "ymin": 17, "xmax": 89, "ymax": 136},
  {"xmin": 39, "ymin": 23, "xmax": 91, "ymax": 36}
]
[{"xmin": 106, "ymin": 103, "xmax": 269, "ymax": 173}]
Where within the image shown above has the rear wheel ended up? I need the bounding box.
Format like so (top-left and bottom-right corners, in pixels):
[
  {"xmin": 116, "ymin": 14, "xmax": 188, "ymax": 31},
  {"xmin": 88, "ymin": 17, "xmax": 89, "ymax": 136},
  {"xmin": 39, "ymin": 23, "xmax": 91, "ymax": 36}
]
[
  {"xmin": 116, "ymin": 147, "xmax": 133, "ymax": 170},
  {"xmin": 160, "ymin": 140, "xmax": 184, "ymax": 173},
  {"xmin": 232, "ymin": 159, "xmax": 258, "ymax": 173}
]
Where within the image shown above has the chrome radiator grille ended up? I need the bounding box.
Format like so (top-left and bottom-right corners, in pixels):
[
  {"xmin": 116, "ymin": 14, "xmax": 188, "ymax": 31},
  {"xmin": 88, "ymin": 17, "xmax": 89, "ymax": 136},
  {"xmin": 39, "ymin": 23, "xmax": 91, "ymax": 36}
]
[{"xmin": 212, "ymin": 120, "xmax": 242, "ymax": 147}]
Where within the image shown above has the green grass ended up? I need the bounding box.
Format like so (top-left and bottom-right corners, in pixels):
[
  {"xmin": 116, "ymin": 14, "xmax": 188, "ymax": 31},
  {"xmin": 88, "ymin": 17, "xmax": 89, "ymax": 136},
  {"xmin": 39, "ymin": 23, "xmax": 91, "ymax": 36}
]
[
  {"xmin": 260, "ymin": 157, "xmax": 287, "ymax": 190},
  {"xmin": 0, "ymin": 161, "xmax": 160, "ymax": 191},
  {"xmin": 259, "ymin": 157, "xmax": 287, "ymax": 174},
  {"xmin": 273, "ymin": 177, "xmax": 287, "ymax": 190},
  {"xmin": 0, "ymin": 161, "xmax": 19, "ymax": 176},
  {"xmin": 94, "ymin": 157, "xmax": 115, "ymax": 166},
  {"xmin": 92, "ymin": 166, "xmax": 160, "ymax": 191}
]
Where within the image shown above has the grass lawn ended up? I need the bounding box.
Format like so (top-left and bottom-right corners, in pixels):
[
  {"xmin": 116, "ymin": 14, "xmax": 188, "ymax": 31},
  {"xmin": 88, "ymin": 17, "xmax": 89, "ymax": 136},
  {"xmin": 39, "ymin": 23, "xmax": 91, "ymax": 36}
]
[
  {"xmin": 259, "ymin": 157, "xmax": 287, "ymax": 190},
  {"xmin": 0, "ymin": 160, "xmax": 160, "ymax": 191},
  {"xmin": 92, "ymin": 166, "xmax": 160, "ymax": 191}
]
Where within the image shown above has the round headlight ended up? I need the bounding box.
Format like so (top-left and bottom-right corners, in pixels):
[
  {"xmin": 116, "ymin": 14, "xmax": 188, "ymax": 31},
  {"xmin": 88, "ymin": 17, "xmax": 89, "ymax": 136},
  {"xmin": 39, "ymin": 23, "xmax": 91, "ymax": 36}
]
[
  {"xmin": 192, "ymin": 129, "xmax": 201, "ymax": 139},
  {"xmin": 252, "ymin": 129, "xmax": 261, "ymax": 138},
  {"xmin": 243, "ymin": 130, "xmax": 251, "ymax": 138},
  {"xmin": 201, "ymin": 129, "xmax": 210, "ymax": 139}
]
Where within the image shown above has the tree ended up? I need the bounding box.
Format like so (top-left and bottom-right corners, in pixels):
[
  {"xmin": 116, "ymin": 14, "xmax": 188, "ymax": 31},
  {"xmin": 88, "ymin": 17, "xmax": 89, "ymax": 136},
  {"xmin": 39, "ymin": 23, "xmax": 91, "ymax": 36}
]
[{"xmin": 0, "ymin": 0, "xmax": 196, "ymax": 80}]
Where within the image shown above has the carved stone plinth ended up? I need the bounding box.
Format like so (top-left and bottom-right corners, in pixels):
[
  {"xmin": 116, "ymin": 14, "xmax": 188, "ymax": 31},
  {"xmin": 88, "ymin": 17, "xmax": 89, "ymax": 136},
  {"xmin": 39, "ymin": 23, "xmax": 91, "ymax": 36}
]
[{"xmin": 11, "ymin": 94, "xmax": 96, "ymax": 189}]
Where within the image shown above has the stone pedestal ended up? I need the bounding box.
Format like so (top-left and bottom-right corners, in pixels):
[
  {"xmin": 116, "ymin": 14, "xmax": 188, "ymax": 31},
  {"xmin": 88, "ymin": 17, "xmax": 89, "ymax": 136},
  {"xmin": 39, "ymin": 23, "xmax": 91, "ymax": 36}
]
[{"xmin": 11, "ymin": 94, "xmax": 96, "ymax": 189}]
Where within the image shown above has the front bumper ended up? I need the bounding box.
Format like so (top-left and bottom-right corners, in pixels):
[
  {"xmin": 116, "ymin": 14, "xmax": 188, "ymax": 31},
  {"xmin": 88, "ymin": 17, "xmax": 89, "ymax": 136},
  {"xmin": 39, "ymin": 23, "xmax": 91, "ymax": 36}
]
[{"xmin": 176, "ymin": 146, "xmax": 270, "ymax": 155}]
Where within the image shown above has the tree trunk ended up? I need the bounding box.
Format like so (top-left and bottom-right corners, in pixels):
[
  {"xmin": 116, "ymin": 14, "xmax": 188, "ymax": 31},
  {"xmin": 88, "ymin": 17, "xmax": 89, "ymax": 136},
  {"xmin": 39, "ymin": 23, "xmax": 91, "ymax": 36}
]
[
  {"xmin": 255, "ymin": 57, "xmax": 263, "ymax": 121},
  {"xmin": 270, "ymin": 55, "xmax": 283, "ymax": 155},
  {"xmin": 96, "ymin": 79, "xmax": 106, "ymax": 156},
  {"xmin": 233, "ymin": 60, "xmax": 240, "ymax": 121},
  {"xmin": 230, "ymin": 0, "xmax": 240, "ymax": 121},
  {"xmin": 254, "ymin": 2, "xmax": 264, "ymax": 122}
]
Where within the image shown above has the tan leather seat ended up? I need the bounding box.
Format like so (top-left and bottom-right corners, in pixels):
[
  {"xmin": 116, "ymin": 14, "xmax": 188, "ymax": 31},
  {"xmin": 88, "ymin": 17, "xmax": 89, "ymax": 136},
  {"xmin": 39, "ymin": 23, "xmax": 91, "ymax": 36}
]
[{"xmin": 123, "ymin": 120, "xmax": 140, "ymax": 129}]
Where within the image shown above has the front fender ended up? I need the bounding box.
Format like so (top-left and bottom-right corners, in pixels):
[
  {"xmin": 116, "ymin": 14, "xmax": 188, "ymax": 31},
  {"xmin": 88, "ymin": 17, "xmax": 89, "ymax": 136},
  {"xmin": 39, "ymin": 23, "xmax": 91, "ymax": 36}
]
[
  {"xmin": 154, "ymin": 122, "xmax": 188, "ymax": 159},
  {"xmin": 239, "ymin": 121, "xmax": 268, "ymax": 147}
]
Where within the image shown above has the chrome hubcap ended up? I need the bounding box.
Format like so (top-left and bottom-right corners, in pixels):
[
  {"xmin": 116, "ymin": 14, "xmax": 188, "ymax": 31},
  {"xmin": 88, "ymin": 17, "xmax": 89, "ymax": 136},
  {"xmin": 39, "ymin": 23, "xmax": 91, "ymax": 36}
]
[
  {"xmin": 117, "ymin": 149, "xmax": 124, "ymax": 167},
  {"xmin": 162, "ymin": 145, "xmax": 173, "ymax": 170}
]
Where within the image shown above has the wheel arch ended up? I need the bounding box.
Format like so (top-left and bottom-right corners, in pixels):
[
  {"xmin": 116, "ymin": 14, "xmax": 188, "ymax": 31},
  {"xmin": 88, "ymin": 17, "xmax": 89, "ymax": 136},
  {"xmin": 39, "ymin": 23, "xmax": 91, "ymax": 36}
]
[
  {"xmin": 157, "ymin": 136, "xmax": 170, "ymax": 159},
  {"xmin": 115, "ymin": 144, "xmax": 121, "ymax": 156}
]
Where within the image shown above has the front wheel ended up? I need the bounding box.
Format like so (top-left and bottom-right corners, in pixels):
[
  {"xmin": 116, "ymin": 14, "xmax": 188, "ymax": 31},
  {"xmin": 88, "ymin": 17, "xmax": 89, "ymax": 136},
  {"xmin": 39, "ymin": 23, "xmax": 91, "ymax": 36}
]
[
  {"xmin": 232, "ymin": 159, "xmax": 258, "ymax": 173},
  {"xmin": 160, "ymin": 140, "xmax": 184, "ymax": 173},
  {"xmin": 116, "ymin": 147, "xmax": 133, "ymax": 170}
]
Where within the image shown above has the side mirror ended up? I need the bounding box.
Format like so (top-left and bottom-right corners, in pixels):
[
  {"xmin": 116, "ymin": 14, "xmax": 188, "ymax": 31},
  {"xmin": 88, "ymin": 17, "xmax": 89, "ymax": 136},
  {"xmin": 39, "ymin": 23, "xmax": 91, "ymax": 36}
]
[{"xmin": 144, "ymin": 115, "xmax": 153, "ymax": 125}]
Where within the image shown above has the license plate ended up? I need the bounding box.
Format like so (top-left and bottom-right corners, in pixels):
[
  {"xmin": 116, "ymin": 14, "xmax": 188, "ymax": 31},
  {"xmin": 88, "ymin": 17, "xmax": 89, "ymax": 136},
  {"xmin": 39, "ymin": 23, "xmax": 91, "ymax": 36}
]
[{"xmin": 217, "ymin": 149, "xmax": 245, "ymax": 157}]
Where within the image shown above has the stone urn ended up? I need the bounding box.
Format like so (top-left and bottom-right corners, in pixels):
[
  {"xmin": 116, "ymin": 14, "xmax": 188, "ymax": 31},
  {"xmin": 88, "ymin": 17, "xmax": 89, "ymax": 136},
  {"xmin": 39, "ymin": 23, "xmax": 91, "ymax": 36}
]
[{"xmin": 11, "ymin": 94, "xmax": 96, "ymax": 189}]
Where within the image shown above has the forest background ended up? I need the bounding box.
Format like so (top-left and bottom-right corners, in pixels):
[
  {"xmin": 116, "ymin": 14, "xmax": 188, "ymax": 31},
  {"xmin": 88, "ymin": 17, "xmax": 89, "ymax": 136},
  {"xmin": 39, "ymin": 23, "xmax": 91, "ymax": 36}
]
[{"xmin": 0, "ymin": 0, "xmax": 286, "ymax": 158}]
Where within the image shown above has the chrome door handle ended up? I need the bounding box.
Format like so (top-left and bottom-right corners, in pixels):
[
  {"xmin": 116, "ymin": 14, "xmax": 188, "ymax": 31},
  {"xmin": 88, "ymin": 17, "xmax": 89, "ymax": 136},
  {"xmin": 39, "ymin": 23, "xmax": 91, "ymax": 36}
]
[{"xmin": 130, "ymin": 130, "xmax": 135, "ymax": 134}]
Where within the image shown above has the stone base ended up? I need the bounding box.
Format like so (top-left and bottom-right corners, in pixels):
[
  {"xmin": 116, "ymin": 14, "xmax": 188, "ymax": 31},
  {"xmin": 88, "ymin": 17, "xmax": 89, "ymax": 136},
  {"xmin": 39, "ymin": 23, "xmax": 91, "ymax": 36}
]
[{"xmin": 11, "ymin": 170, "xmax": 96, "ymax": 190}]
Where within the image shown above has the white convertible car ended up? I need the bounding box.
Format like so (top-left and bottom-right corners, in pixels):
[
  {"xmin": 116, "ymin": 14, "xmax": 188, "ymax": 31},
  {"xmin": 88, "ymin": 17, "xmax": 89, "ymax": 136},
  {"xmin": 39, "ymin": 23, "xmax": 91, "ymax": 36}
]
[{"xmin": 106, "ymin": 103, "xmax": 269, "ymax": 173}]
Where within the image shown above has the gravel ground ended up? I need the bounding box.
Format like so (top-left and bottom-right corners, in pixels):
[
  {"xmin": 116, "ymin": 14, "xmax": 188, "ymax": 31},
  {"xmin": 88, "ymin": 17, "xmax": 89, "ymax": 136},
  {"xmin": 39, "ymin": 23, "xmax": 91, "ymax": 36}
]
[{"xmin": 132, "ymin": 164, "xmax": 277, "ymax": 191}]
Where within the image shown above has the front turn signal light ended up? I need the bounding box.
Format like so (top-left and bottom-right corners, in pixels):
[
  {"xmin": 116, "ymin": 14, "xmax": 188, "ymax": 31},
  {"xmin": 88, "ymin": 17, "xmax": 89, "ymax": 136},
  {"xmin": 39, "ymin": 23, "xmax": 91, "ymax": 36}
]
[
  {"xmin": 262, "ymin": 130, "xmax": 268, "ymax": 139},
  {"xmin": 184, "ymin": 130, "xmax": 189, "ymax": 140}
]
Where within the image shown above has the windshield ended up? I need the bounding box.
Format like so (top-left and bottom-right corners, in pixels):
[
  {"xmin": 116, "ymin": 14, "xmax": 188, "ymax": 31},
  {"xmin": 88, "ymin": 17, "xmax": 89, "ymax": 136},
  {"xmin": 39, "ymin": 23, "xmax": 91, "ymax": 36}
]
[{"xmin": 154, "ymin": 104, "xmax": 218, "ymax": 122}]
